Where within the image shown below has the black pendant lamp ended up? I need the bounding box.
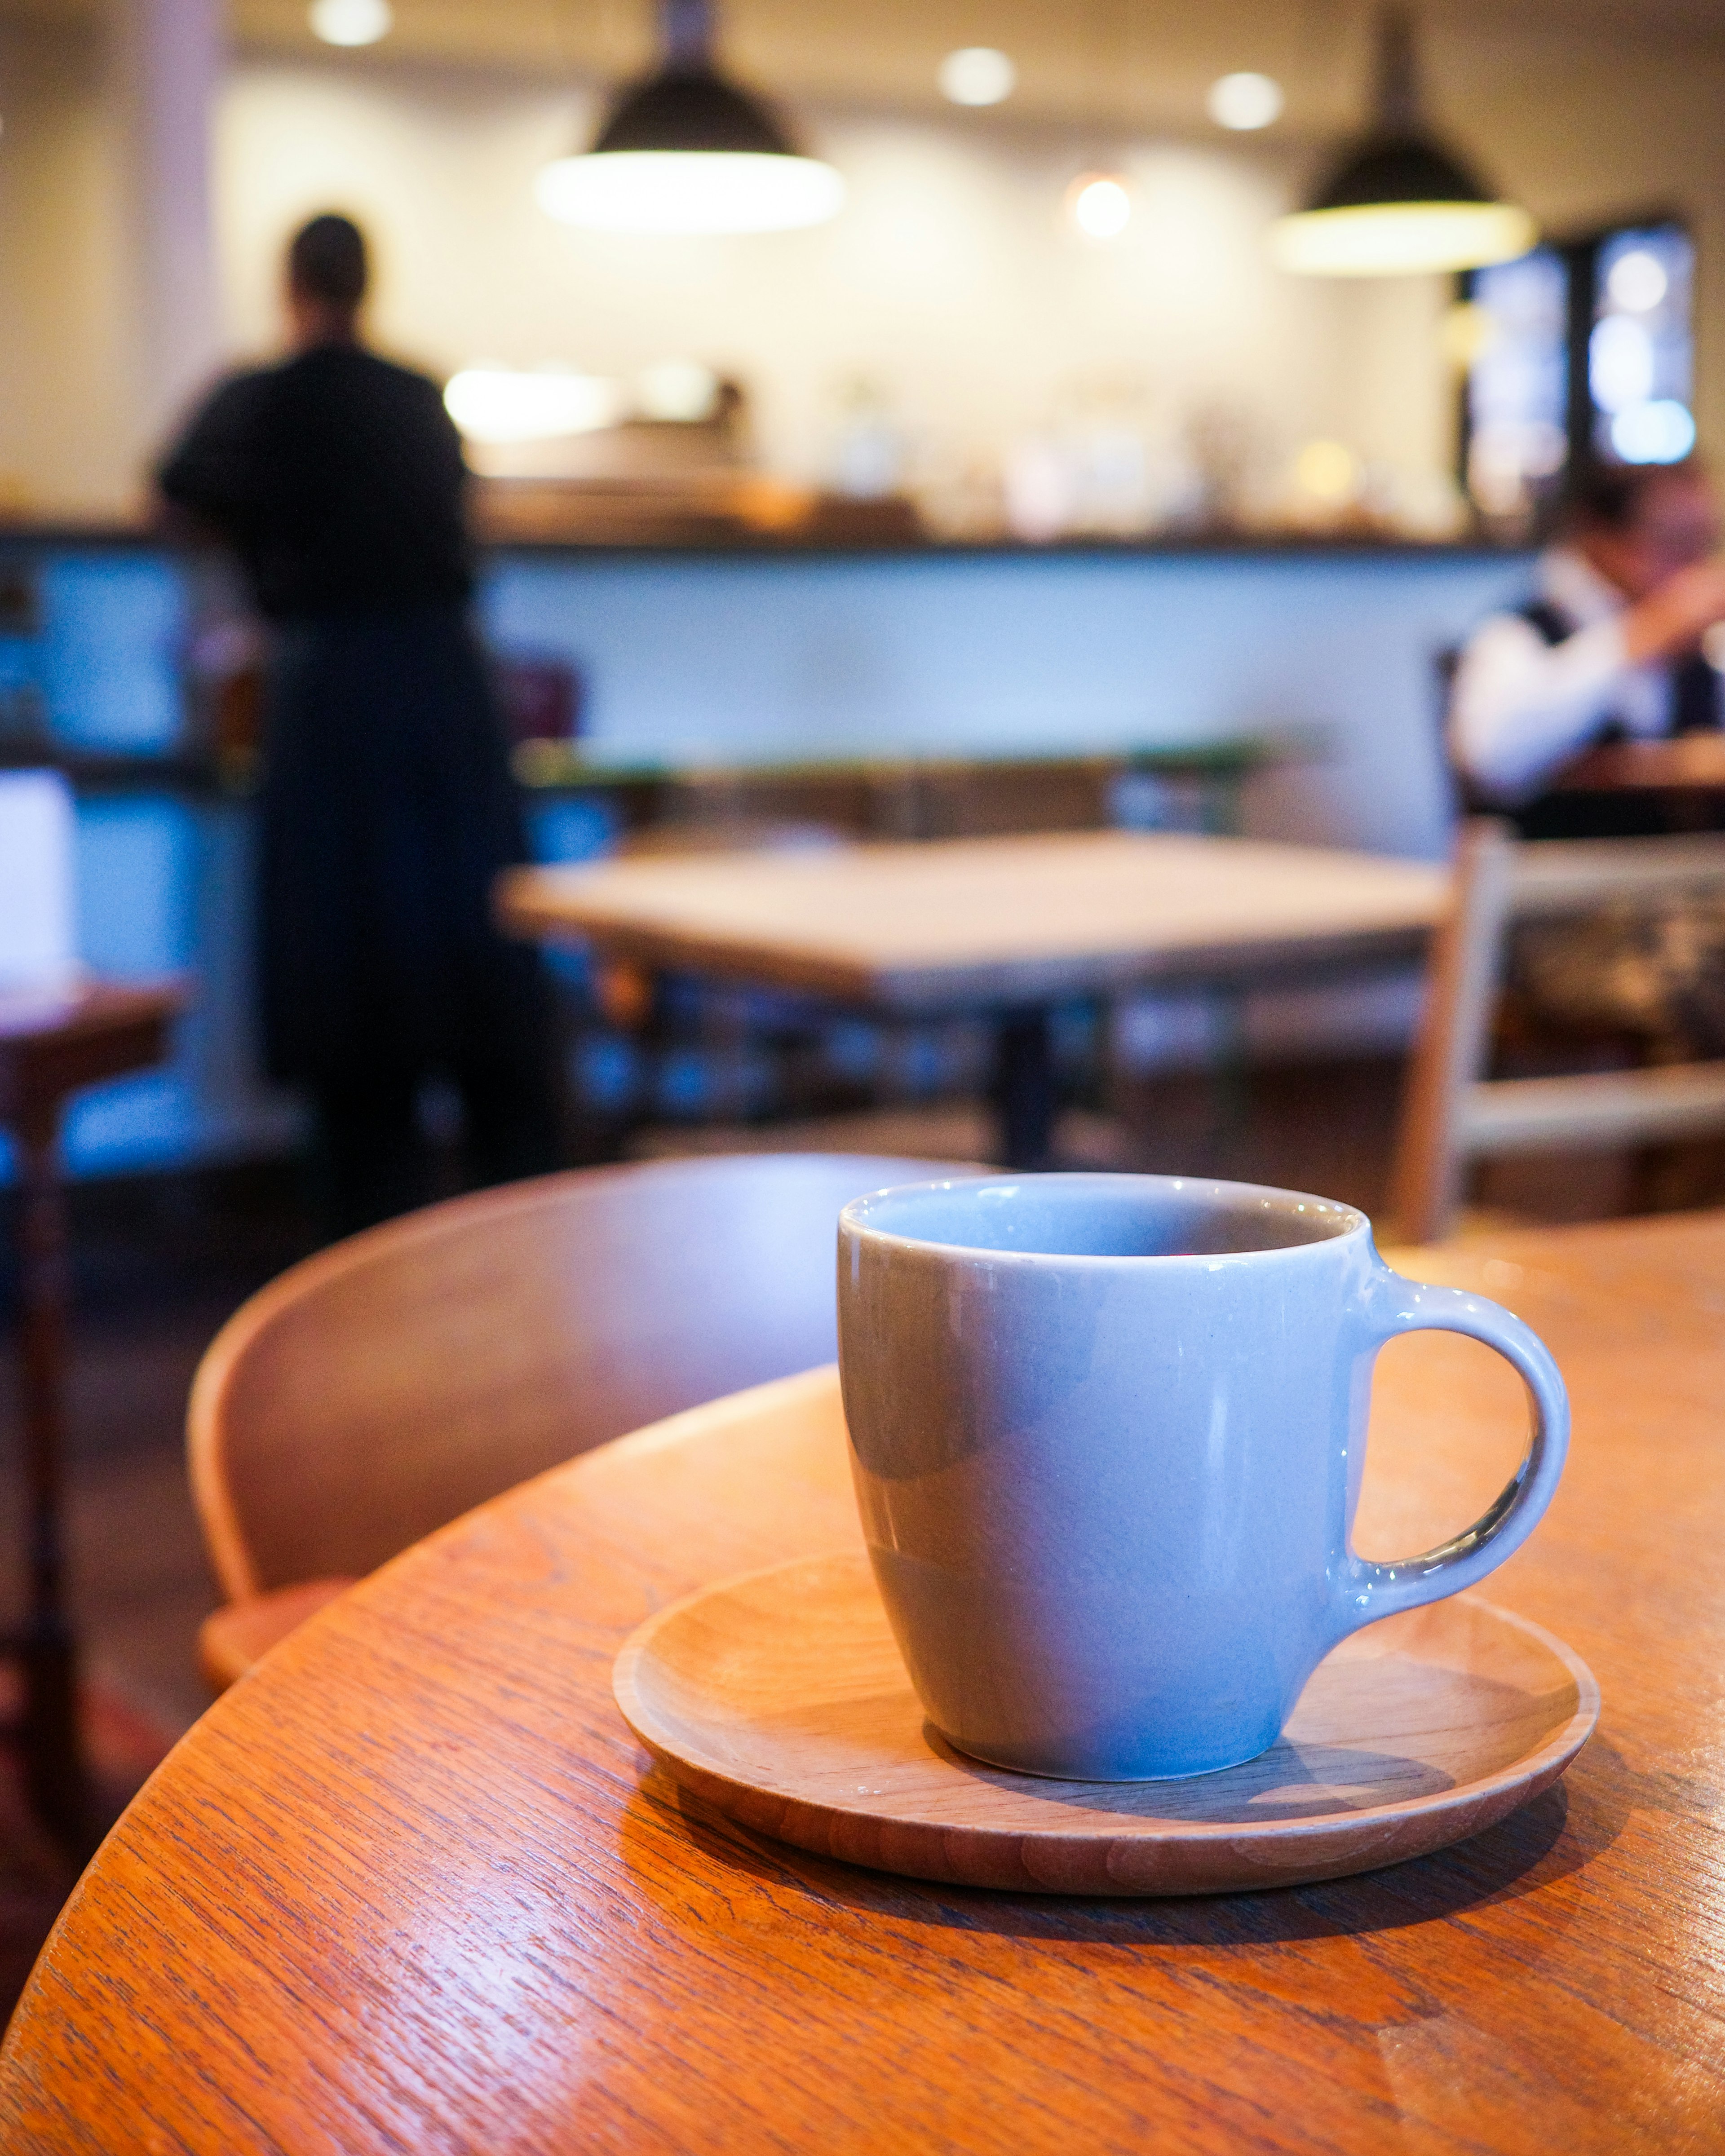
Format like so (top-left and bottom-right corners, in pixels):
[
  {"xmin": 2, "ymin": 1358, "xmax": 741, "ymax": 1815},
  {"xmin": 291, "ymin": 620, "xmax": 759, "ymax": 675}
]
[
  {"xmin": 536, "ymin": 0, "xmax": 845, "ymax": 234},
  {"xmin": 1269, "ymin": 8, "xmax": 1535, "ymax": 276}
]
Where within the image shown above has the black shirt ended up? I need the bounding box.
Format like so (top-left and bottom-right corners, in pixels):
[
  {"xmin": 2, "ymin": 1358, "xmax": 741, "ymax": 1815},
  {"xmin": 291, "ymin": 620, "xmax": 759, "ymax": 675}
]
[{"xmin": 158, "ymin": 345, "xmax": 473, "ymax": 620}]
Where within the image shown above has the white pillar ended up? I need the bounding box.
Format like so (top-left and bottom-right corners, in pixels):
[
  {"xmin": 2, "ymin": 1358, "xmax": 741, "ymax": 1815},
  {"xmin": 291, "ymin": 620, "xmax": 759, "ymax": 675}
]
[{"xmin": 108, "ymin": 0, "xmax": 225, "ymax": 458}]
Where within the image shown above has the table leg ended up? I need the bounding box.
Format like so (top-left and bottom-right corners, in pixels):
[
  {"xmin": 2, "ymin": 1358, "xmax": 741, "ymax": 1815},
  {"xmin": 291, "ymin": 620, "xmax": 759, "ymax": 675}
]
[
  {"xmin": 8, "ymin": 1105, "xmax": 91, "ymax": 1853},
  {"xmin": 1206, "ymin": 987, "xmax": 1252, "ymax": 1143},
  {"xmin": 990, "ymin": 1007, "xmax": 1057, "ymax": 1169}
]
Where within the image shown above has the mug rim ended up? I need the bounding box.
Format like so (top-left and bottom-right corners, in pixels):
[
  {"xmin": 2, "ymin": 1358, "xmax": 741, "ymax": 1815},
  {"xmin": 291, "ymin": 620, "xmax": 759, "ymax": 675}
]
[{"xmin": 839, "ymin": 1170, "xmax": 1370, "ymax": 1266}]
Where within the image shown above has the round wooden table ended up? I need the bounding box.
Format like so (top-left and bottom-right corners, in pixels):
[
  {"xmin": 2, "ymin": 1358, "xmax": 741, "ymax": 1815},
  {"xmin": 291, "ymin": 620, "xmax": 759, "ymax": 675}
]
[{"xmin": 4, "ymin": 1212, "xmax": 1725, "ymax": 2151}]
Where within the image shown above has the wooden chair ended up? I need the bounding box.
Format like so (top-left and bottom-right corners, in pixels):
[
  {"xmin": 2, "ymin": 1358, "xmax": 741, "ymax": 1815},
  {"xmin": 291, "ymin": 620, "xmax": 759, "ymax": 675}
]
[
  {"xmin": 189, "ymin": 1151, "xmax": 971, "ymax": 1689},
  {"xmin": 1392, "ymin": 819, "xmax": 1725, "ymax": 1242}
]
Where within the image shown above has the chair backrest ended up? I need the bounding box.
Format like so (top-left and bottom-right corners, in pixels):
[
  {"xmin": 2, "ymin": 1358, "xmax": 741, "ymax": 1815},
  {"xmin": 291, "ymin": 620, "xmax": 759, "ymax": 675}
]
[
  {"xmin": 188, "ymin": 1152, "xmax": 972, "ymax": 1599},
  {"xmin": 1391, "ymin": 820, "xmax": 1725, "ymax": 1241}
]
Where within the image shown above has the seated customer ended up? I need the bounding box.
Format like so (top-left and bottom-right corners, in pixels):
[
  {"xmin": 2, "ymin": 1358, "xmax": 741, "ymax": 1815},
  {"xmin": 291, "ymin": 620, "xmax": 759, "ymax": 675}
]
[
  {"xmin": 1450, "ymin": 458, "xmax": 1725, "ymax": 1075},
  {"xmin": 1451, "ymin": 457, "xmax": 1725, "ymax": 838}
]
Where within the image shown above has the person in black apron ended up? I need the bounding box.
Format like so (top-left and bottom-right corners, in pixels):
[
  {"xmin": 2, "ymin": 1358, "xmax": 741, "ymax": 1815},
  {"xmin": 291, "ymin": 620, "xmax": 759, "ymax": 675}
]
[
  {"xmin": 159, "ymin": 214, "xmax": 559, "ymax": 1234},
  {"xmin": 1450, "ymin": 458, "xmax": 1725, "ymax": 1073}
]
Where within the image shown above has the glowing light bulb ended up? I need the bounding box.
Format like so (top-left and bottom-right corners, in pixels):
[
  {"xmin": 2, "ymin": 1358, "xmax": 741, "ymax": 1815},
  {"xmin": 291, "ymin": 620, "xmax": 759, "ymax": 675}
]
[
  {"xmin": 1294, "ymin": 440, "xmax": 1359, "ymax": 504},
  {"xmin": 1268, "ymin": 201, "xmax": 1536, "ymax": 278},
  {"xmin": 309, "ymin": 0, "xmax": 391, "ymax": 45},
  {"xmin": 1067, "ymin": 175, "xmax": 1131, "ymax": 241},
  {"xmin": 938, "ymin": 48, "xmax": 1017, "ymax": 106},
  {"xmin": 1207, "ymin": 73, "xmax": 1283, "ymax": 131},
  {"xmin": 535, "ymin": 151, "xmax": 844, "ymax": 234}
]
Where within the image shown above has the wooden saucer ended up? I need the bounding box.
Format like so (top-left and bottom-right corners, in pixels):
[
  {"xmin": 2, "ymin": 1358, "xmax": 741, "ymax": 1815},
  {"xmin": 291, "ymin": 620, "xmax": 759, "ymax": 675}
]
[{"xmin": 614, "ymin": 1552, "xmax": 1599, "ymax": 1896}]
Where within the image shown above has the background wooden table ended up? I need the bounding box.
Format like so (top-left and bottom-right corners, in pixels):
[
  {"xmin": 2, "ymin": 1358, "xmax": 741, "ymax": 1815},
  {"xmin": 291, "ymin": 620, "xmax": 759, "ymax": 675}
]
[
  {"xmin": 501, "ymin": 832, "xmax": 1447, "ymax": 1165},
  {"xmin": 0, "ymin": 978, "xmax": 183, "ymax": 1851},
  {"xmin": 4, "ymin": 1208, "xmax": 1723, "ymax": 2152},
  {"xmin": 1561, "ymin": 736, "xmax": 1725, "ymax": 794}
]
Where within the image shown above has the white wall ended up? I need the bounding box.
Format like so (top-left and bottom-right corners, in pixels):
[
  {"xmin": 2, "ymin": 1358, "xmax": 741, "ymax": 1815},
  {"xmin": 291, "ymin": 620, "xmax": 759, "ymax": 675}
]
[{"xmin": 0, "ymin": 22, "xmax": 133, "ymax": 517}]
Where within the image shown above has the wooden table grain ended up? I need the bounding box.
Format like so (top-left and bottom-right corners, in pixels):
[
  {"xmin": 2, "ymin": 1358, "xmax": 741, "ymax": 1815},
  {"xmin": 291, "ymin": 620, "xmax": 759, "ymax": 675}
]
[
  {"xmin": 500, "ymin": 832, "xmax": 1448, "ymax": 1164},
  {"xmin": 500, "ymin": 831, "xmax": 1446, "ymax": 1010},
  {"xmin": 5, "ymin": 1208, "xmax": 1725, "ymax": 2153}
]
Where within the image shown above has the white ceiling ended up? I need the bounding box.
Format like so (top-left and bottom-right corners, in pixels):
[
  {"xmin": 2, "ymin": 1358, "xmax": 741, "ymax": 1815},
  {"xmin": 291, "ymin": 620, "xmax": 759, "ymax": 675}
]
[{"xmin": 7, "ymin": 0, "xmax": 1723, "ymax": 128}]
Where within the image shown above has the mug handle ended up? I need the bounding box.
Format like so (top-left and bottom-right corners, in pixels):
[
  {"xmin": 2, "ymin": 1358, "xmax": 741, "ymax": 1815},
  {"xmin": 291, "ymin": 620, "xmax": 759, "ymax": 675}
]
[{"xmin": 1338, "ymin": 1264, "xmax": 1570, "ymax": 1632}]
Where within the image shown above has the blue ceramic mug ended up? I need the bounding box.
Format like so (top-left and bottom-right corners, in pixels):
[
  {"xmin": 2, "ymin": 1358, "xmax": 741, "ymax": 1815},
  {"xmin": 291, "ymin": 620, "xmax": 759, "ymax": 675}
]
[{"xmin": 836, "ymin": 1173, "xmax": 1569, "ymax": 1781}]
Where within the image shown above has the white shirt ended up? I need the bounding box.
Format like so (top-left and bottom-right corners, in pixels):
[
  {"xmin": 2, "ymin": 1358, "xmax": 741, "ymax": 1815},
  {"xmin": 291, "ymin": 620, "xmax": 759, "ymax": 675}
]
[{"xmin": 1449, "ymin": 548, "xmax": 1672, "ymax": 804}]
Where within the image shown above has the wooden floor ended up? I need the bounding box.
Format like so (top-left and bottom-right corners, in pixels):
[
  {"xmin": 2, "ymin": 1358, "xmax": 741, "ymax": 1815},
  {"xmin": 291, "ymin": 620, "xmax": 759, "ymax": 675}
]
[{"xmin": 0, "ymin": 1054, "xmax": 1708, "ymax": 2027}]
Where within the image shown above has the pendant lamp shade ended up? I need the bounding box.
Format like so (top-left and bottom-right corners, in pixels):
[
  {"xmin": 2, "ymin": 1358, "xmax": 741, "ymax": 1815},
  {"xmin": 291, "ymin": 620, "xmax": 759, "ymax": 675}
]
[
  {"xmin": 536, "ymin": 0, "xmax": 845, "ymax": 234},
  {"xmin": 1269, "ymin": 9, "xmax": 1535, "ymax": 277}
]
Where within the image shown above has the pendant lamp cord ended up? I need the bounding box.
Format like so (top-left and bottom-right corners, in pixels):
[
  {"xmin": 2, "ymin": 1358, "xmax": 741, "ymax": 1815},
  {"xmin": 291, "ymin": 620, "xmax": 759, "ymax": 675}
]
[
  {"xmin": 1373, "ymin": 5, "xmax": 1420, "ymax": 133},
  {"xmin": 662, "ymin": 0, "xmax": 712, "ymax": 71}
]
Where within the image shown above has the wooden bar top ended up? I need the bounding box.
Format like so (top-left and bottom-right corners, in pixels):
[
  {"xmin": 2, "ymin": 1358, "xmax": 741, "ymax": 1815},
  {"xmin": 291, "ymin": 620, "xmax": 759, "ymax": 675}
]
[
  {"xmin": 4, "ymin": 1207, "xmax": 1724, "ymax": 2152},
  {"xmin": 500, "ymin": 832, "xmax": 1448, "ymax": 1010}
]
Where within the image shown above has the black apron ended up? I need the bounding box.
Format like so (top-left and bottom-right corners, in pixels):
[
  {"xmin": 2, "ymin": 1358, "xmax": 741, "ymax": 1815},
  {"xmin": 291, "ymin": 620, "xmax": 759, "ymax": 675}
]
[
  {"xmin": 259, "ymin": 606, "xmax": 544, "ymax": 1087},
  {"xmin": 159, "ymin": 347, "xmax": 554, "ymax": 1117}
]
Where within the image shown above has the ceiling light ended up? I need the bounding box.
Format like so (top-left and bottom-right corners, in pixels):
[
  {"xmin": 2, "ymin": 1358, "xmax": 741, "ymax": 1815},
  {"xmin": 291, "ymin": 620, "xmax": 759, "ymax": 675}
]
[
  {"xmin": 309, "ymin": 0, "xmax": 391, "ymax": 45},
  {"xmin": 939, "ymin": 48, "xmax": 1017, "ymax": 106},
  {"xmin": 537, "ymin": 154, "xmax": 841, "ymax": 234},
  {"xmin": 1067, "ymin": 175, "xmax": 1131, "ymax": 241},
  {"xmin": 1294, "ymin": 439, "xmax": 1359, "ymax": 504},
  {"xmin": 1208, "ymin": 73, "xmax": 1283, "ymax": 131},
  {"xmin": 537, "ymin": 0, "xmax": 844, "ymax": 235},
  {"xmin": 1272, "ymin": 201, "xmax": 1535, "ymax": 278},
  {"xmin": 1268, "ymin": 8, "xmax": 1535, "ymax": 277}
]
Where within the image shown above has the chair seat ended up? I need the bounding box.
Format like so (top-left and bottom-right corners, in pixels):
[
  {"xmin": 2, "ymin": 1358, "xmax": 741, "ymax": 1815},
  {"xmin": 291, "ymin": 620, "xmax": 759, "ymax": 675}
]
[{"xmin": 199, "ymin": 1577, "xmax": 358, "ymax": 1693}]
